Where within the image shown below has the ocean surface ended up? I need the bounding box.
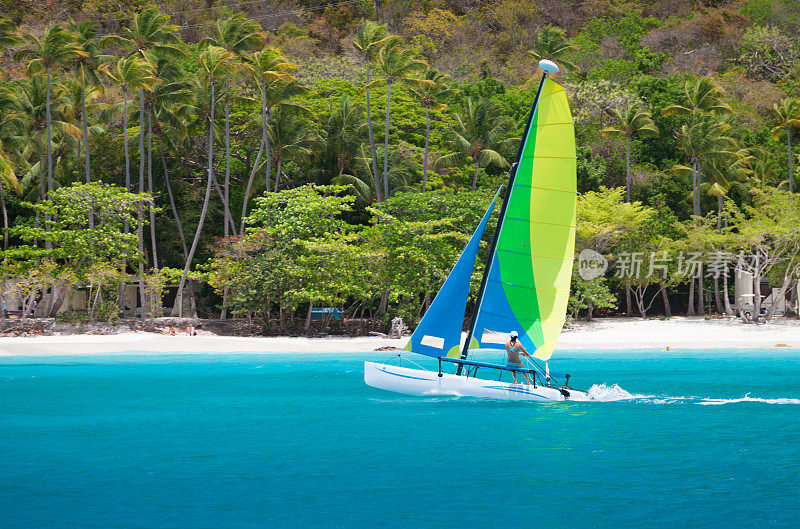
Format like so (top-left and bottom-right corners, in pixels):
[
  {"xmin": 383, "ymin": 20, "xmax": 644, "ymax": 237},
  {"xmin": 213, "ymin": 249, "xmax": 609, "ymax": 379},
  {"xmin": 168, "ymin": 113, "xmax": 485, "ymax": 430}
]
[{"xmin": 2, "ymin": 349, "xmax": 800, "ymax": 529}]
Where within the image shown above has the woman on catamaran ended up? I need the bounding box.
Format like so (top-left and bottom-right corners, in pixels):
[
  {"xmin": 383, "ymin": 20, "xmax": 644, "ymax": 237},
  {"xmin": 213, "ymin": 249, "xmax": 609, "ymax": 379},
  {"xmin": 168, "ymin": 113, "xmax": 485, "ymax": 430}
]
[{"xmin": 506, "ymin": 331, "xmax": 532, "ymax": 385}]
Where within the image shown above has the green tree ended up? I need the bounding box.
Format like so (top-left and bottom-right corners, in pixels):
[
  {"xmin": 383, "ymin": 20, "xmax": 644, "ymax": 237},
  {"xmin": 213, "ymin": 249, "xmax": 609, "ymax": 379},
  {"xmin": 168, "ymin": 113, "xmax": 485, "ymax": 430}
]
[
  {"xmin": 15, "ymin": 24, "xmax": 86, "ymax": 197},
  {"xmin": 528, "ymin": 25, "xmax": 577, "ymax": 72},
  {"xmin": 68, "ymin": 19, "xmax": 105, "ymax": 185},
  {"xmin": 268, "ymin": 105, "xmax": 319, "ymax": 192},
  {"xmin": 770, "ymin": 97, "xmax": 800, "ymax": 193},
  {"xmin": 435, "ymin": 98, "xmax": 517, "ymax": 191},
  {"xmin": 172, "ymin": 46, "xmax": 235, "ymax": 317},
  {"xmin": 601, "ymin": 103, "xmax": 658, "ymax": 202},
  {"xmin": 241, "ymin": 47, "xmax": 302, "ymax": 230},
  {"xmin": 407, "ymin": 68, "xmax": 457, "ymax": 192},
  {"xmin": 366, "ymin": 37, "xmax": 427, "ymax": 200},
  {"xmin": 670, "ymin": 114, "xmax": 739, "ymax": 217},
  {"xmin": 662, "ymin": 78, "xmax": 732, "ymax": 117},
  {"xmin": 204, "ymin": 13, "xmax": 265, "ymax": 238},
  {"xmin": 353, "ymin": 19, "xmax": 390, "ymax": 201}
]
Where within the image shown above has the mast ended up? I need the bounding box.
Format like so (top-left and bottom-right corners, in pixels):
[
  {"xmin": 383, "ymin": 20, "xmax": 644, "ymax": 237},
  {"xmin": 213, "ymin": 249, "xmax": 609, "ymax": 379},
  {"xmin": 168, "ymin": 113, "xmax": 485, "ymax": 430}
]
[{"xmin": 457, "ymin": 60, "xmax": 559, "ymax": 372}]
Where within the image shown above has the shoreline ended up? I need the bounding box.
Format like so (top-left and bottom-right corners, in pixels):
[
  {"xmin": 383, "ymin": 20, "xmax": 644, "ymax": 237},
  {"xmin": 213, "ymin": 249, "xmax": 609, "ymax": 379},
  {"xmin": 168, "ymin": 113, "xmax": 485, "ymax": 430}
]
[{"xmin": 1, "ymin": 317, "xmax": 799, "ymax": 356}]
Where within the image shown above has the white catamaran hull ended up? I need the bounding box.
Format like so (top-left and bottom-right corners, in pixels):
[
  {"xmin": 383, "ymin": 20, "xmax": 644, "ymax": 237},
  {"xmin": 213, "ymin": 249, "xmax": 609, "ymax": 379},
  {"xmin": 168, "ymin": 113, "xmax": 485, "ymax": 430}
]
[{"xmin": 364, "ymin": 362, "xmax": 589, "ymax": 402}]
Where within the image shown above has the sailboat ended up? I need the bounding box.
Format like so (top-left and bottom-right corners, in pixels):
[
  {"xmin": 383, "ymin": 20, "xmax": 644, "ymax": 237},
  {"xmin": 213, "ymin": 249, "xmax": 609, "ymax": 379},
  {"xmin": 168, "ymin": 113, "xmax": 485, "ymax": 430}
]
[{"xmin": 365, "ymin": 60, "xmax": 589, "ymax": 401}]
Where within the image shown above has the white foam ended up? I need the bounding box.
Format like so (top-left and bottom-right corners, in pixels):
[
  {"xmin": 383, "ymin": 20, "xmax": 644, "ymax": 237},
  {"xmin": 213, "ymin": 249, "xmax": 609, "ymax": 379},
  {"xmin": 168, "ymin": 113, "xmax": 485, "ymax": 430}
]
[
  {"xmin": 586, "ymin": 383, "xmax": 640, "ymax": 401},
  {"xmin": 697, "ymin": 394, "xmax": 800, "ymax": 406}
]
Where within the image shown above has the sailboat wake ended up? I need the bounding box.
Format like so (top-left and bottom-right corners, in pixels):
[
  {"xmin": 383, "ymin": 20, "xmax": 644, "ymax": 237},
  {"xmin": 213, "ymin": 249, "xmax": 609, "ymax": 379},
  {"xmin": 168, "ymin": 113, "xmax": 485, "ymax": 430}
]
[
  {"xmin": 583, "ymin": 386, "xmax": 800, "ymax": 405},
  {"xmin": 696, "ymin": 394, "xmax": 800, "ymax": 405}
]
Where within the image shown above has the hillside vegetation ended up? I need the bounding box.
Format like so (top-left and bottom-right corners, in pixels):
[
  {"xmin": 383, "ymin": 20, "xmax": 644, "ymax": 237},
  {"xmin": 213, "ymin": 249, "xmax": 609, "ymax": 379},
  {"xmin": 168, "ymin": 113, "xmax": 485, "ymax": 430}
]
[{"xmin": 1, "ymin": 0, "xmax": 800, "ymax": 330}]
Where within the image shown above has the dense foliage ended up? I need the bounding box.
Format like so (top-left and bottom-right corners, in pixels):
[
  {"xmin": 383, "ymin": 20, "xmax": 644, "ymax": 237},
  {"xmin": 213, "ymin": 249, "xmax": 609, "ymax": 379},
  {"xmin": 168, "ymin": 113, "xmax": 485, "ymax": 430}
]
[{"xmin": 1, "ymin": 1, "xmax": 800, "ymax": 328}]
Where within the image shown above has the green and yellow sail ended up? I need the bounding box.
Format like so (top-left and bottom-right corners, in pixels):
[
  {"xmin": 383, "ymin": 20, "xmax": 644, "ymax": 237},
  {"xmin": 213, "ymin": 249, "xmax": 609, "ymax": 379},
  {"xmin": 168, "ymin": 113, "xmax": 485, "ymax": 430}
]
[{"xmin": 470, "ymin": 77, "xmax": 576, "ymax": 360}]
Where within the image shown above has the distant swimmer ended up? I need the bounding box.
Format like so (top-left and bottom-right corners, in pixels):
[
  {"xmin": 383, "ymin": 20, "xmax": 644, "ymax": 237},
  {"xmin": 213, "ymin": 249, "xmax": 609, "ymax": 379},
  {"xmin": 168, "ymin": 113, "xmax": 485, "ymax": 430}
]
[{"xmin": 506, "ymin": 331, "xmax": 532, "ymax": 385}]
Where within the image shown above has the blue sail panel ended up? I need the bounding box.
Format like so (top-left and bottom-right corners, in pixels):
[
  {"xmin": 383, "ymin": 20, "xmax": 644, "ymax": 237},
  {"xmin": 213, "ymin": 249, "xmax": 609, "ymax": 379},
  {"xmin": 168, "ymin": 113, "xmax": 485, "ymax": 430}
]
[{"xmin": 406, "ymin": 196, "xmax": 497, "ymax": 358}]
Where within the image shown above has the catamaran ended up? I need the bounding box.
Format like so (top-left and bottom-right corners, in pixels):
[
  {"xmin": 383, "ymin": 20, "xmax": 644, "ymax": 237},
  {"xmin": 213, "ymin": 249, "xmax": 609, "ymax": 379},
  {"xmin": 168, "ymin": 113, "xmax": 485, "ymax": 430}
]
[{"xmin": 365, "ymin": 60, "xmax": 590, "ymax": 401}]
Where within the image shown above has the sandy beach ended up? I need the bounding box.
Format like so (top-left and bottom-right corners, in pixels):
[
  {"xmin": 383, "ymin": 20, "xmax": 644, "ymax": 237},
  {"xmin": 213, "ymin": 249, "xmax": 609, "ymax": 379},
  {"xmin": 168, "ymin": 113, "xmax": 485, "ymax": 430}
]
[{"xmin": 1, "ymin": 317, "xmax": 799, "ymax": 355}]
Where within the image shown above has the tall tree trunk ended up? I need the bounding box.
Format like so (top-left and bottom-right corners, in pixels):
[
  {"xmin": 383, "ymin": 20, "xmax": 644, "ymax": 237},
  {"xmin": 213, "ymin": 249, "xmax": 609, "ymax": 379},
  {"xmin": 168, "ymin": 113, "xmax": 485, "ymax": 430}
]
[
  {"xmin": 44, "ymin": 67, "xmax": 53, "ymax": 251},
  {"xmin": 173, "ymin": 77, "xmax": 217, "ymax": 317},
  {"xmin": 274, "ymin": 158, "xmax": 282, "ymax": 192},
  {"xmin": 36, "ymin": 131, "xmax": 44, "ymax": 248},
  {"xmin": 382, "ymin": 81, "xmax": 392, "ymax": 201},
  {"xmin": 157, "ymin": 133, "xmax": 188, "ymax": 258},
  {"xmin": 304, "ymin": 301, "xmax": 313, "ymax": 332},
  {"xmin": 147, "ymin": 109, "xmax": 158, "ymax": 270},
  {"xmin": 422, "ymin": 102, "xmax": 430, "ymax": 192},
  {"xmin": 693, "ymin": 161, "xmax": 701, "ymax": 218},
  {"xmin": 137, "ymin": 88, "xmax": 146, "ymax": 311},
  {"xmin": 81, "ymin": 80, "xmax": 91, "ymax": 184},
  {"xmin": 625, "ymin": 280, "xmax": 632, "ymax": 316},
  {"xmin": 241, "ymin": 88, "xmax": 267, "ymax": 232},
  {"xmin": 123, "ymin": 88, "xmax": 131, "ymax": 207},
  {"xmin": 45, "ymin": 66, "xmax": 53, "ymax": 196},
  {"xmin": 752, "ymin": 255, "xmax": 763, "ymax": 323},
  {"xmin": 365, "ymin": 61, "xmax": 381, "ymax": 202},
  {"xmin": 120, "ymin": 87, "xmax": 131, "ymax": 312},
  {"xmin": 661, "ymin": 284, "xmax": 671, "ymax": 317},
  {"xmin": 224, "ymin": 75, "xmax": 231, "ymax": 238},
  {"xmin": 625, "ymin": 134, "xmax": 631, "ymax": 202},
  {"xmin": 0, "ymin": 183, "xmax": 7, "ymax": 251},
  {"xmin": 265, "ymin": 106, "xmax": 272, "ymax": 192},
  {"xmin": 697, "ymin": 274, "xmax": 705, "ymax": 316},
  {"xmin": 472, "ymin": 159, "xmax": 480, "ymax": 191},
  {"xmin": 221, "ymin": 75, "xmax": 231, "ymax": 322},
  {"xmin": 687, "ymin": 275, "xmax": 695, "ymax": 316},
  {"xmin": 714, "ymin": 276, "xmax": 723, "ymax": 314},
  {"xmin": 723, "ymin": 268, "xmax": 733, "ymax": 316},
  {"xmin": 788, "ymin": 129, "xmax": 794, "ymax": 194}
]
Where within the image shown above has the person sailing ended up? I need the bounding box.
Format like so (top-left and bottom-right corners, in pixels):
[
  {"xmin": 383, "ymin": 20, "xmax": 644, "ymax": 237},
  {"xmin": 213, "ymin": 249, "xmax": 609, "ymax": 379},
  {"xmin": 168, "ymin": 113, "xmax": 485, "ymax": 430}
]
[{"xmin": 506, "ymin": 330, "xmax": 532, "ymax": 385}]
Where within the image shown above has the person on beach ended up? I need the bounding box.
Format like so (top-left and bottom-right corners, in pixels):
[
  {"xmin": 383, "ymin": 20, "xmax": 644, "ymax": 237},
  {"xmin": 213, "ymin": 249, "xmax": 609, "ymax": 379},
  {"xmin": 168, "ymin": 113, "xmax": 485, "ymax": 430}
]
[{"xmin": 506, "ymin": 331, "xmax": 532, "ymax": 385}]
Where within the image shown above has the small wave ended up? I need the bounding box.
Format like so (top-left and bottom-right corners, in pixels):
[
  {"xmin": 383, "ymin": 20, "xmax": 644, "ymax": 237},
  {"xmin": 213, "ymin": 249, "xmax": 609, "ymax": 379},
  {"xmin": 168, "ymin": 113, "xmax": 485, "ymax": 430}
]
[
  {"xmin": 697, "ymin": 394, "xmax": 800, "ymax": 406},
  {"xmin": 586, "ymin": 383, "xmax": 641, "ymax": 401}
]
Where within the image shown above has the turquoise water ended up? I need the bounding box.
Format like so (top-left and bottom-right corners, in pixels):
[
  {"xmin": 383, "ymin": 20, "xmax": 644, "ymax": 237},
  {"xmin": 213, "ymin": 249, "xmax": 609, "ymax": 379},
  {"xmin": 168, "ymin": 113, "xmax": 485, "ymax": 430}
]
[{"xmin": 2, "ymin": 349, "xmax": 800, "ymax": 528}]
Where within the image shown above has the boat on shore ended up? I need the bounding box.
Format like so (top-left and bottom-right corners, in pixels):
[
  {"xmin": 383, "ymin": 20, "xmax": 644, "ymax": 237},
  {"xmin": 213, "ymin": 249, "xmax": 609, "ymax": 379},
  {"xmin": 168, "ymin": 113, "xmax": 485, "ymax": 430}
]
[{"xmin": 365, "ymin": 59, "xmax": 590, "ymax": 401}]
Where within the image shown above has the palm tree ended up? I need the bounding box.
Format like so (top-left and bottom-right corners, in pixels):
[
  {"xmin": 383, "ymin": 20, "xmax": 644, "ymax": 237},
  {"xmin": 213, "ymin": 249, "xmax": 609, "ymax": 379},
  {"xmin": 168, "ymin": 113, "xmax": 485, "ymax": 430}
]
[
  {"xmin": 0, "ymin": 16, "xmax": 19, "ymax": 49},
  {"xmin": 0, "ymin": 148, "xmax": 20, "ymax": 251},
  {"xmin": 172, "ymin": 46, "xmax": 236, "ymax": 317},
  {"xmin": 205, "ymin": 14, "xmax": 265, "ymax": 238},
  {"xmin": 268, "ymin": 105, "xmax": 319, "ymax": 192},
  {"xmin": 100, "ymin": 56, "xmax": 158, "ymax": 198},
  {"xmin": 102, "ymin": 6, "xmax": 185, "ymax": 305},
  {"xmin": 240, "ymin": 48, "xmax": 302, "ymax": 230},
  {"xmin": 1, "ymin": 77, "xmax": 50, "ymax": 235},
  {"xmin": 408, "ymin": 68, "xmax": 457, "ymax": 192},
  {"xmin": 601, "ymin": 103, "xmax": 659, "ymax": 202},
  {"xmin": 146, "ymin": 58, "xmax": 192, "ymax": 262},
  {"xmin": 528, "ymin": 25, "xmax": 577, "ymax": 72},
  {"xmin": 366, "ymin": 37, "xmax": 427, "ymax": 200},
  {"xmin": 14, "ymin": 24, "xmax": 86, "ymax": 197},
  {"xmin": 670, "ymin": 113, "xmax": 738, "ymax": 217},
  {"xmin": 68, "ymin": 19, "xmax": 104, "ymax": 184},
  {"xmin": 353, "ymin": 19, "xmax": 390, "ymax": 201},
  {"xmin": 770, "ymin": 97, "xmax": 800, "ymax": 193},
  {"xmin": 662, "ymin": 78, "xmax": 732, "ymax": 117},
  {"xmin": 321, "ymin": 95, "xmax": 367, "ymax": 191},
  {"xmin": 435, "ymin": 98, "xmax": 518, "ymax": 191}
]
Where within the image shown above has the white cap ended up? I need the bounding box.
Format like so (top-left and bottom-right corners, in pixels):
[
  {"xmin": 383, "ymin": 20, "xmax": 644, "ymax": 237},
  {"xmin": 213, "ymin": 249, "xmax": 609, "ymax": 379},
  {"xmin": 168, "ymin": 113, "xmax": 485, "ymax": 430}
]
[{"xmin": 510, "ymin": 331, "xmax": 518, "ymax": 338}]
